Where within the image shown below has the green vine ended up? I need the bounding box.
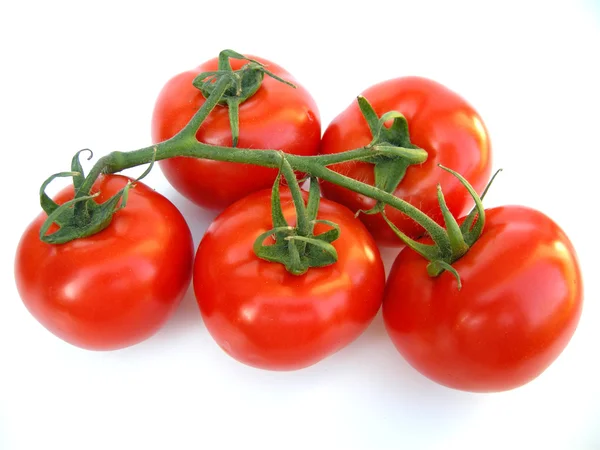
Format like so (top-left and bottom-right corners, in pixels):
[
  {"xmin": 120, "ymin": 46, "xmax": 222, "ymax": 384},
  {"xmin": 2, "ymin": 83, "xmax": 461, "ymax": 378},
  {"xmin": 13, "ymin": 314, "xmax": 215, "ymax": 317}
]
[{"xmin": 38, "ymin": 49, "xmax": 492, "ymax": 281}]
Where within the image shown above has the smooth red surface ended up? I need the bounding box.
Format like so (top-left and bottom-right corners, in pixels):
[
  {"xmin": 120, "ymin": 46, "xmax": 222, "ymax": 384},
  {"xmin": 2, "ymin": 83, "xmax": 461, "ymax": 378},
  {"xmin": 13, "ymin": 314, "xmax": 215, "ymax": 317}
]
[
  {"xmin": 193, "ymin": 189, "xmax": 385, "ymax": 370},
  {"xmin": 15, "ymin": 175, "xmax": 194, "ymax": 350},
  {"xmin": 320, "ymin": 76, "xmax": 492, "ymax": 246},
  {"xmin": 151, "ymin": 55, "xmax": 321, "ymax": 210},
  {"xmin": 383, "ymin": 206, "xmax": 583, "ymax": 392}
]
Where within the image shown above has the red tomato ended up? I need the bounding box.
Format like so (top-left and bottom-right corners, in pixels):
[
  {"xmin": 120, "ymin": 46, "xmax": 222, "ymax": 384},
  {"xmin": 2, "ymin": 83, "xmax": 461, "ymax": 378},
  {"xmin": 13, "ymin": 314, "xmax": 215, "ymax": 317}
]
[
  {"xmin": 14, "ymin": 175, "xmax": 194, "ymax": 350},
  {"xmin": 193, "ymin": 188, "xmax": 385, "ymax": 370},
  {"xmin": 383, "ymin": 206, "xmax": 583, "ymax": 392},
  {"xmin": 151, "ymin": 55, "xmax": 321, "ymax": 210},
  {"xmin": 320, "ymin": 77, "xmax": 492, "ymax": 245}
]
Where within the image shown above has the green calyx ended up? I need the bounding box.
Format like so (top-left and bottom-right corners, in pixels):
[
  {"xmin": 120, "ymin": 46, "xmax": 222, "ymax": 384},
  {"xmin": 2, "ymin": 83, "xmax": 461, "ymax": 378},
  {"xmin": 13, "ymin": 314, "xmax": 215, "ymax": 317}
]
[
  {"xmin": 39, "ymin": 148, "xmax": 156, "ymax": 244},
  {"xmin": 253, "ymin": 158, "xmax": 340, "ymax": 275},
  {"xmin": 383, "ymin": 166, "xmax": 502, "ymax": 289},
  {"xmin": 356, "ymin": 95, "xmax": 428, "ymax": 215},
  {"xmin": 192, "ymin": 49, "xmax": 295, "ymax": 147}
]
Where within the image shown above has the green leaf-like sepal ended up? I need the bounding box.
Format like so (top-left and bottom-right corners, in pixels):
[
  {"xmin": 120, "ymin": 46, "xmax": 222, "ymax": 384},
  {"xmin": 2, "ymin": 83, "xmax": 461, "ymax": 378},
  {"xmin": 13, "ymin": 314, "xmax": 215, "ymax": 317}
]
[
  {"xmin": 253, "ymin": 174, "xmax": 342, "ymax": 275},
  {"xmin": 356, "ymin": 96, "xmax": 427, "ymax": 215},
  {"xmin": 381, "ymin": 165, "xmax": 502, "ymax": 290},
  {"xmin": 39, "ymin": 181, "xmax": 133, "ymax": 244},
  {"xmin": 71, "ymin": 149, "xmax": 93, "ymax": 192},
  {"xmin": 192, "ymin": 49, "xmax": 296, "ymax": 147},
  {"xmin": 39, "ymin": 147, "xmax": 157, "ymax": 245}
]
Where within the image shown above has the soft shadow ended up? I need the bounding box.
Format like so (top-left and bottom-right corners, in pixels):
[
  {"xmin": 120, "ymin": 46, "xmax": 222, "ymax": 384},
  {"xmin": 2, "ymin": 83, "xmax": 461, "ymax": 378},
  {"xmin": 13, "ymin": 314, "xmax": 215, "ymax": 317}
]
[
  {"xmin": 159, "ymin": 183, "xmax": 220, "ymax": 247},
  {"xmin": 378, "ymin": 244, "xmax": 403, "ymax": 276},
  {"xmin": 205, "ymin": 310, "xmax": 485, "ymax": 446},
  {"xmin": 154, "ymin": 285, "xmax": 204, "ymax": 341},
  {"xmin": 97, "ymin": 285, "xmax": 204, "ymax": 362}
]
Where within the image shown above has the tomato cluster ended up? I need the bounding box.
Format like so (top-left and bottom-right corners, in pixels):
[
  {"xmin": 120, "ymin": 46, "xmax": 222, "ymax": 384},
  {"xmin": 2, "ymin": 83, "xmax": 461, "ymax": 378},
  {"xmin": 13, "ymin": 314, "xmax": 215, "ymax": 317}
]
[{"xmin": 14, "ymin": 53, "xmax": 582, "ymax": 393}]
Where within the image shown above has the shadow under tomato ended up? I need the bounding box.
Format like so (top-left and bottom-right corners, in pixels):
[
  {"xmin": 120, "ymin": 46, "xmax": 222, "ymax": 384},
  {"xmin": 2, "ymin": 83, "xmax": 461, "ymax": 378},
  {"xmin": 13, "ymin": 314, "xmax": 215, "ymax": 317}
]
[
  {"xmin": 329, "ymin": 311, "xmax": 485, "ymax": 398},
  {"xmin": 157, "ymin": 182, "xmax": 220, "ymax": 247},
  {"xmin": 206, "ymin": 310, "xmax": 486, "ymax": 447},
  {"xmin": 152, "ymin": 285, "xmax": 205, "ymax": 342},
  {"xmin": 103, "ymin": 284, "xmax": 205, "ymax": 360}
]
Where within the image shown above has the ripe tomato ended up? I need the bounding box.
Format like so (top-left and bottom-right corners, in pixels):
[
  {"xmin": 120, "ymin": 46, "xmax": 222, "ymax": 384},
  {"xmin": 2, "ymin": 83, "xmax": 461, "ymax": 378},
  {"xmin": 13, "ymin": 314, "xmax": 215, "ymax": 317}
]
[
  {"xmin": 193, "ymin": 188, "xmax": 385, "ymax": 370},
  {"xmin": 14, "ymin": 175, "xmax": 194, "ymax": 350},
  {"xmin": 383, "ymin": 206, "xmax": 583, "ymax": 392},
  {"xmin": 320, "ymin": 77, "xmax": 492, "ymax": 245},
  {"xmin": 151, "ymin": 55, "xmax": 321, "ymax": 210}
]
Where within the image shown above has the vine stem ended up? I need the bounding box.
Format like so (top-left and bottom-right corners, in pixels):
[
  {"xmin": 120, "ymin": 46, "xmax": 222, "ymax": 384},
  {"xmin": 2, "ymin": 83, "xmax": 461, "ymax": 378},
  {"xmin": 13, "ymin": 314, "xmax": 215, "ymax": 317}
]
[{"xmin": 70, "ymin": 73, "xmax": 446, "ymax": 240}]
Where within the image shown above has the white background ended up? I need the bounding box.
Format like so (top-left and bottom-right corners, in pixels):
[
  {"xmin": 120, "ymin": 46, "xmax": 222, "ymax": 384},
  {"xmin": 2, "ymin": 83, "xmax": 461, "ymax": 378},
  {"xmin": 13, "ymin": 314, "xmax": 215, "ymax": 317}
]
[{"xmin": 1, "ymin": 1, "xmax": 599, "ymax": 449}]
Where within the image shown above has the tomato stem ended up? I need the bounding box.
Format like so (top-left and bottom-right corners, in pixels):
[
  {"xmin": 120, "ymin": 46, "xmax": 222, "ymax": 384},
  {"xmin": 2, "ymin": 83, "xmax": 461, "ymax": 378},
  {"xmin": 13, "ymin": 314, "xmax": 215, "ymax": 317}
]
[
  {"xmin": 48, "ymin": 137, "xmax": 446, "ymax": 244},
  {"xmin": 192, "ymin": 49, "xmax": 296, "ymax": 148},
  {"xmin": 281, "ymin": 156, "xmax": 310, "ymax": 237},
  {"xmin": 37, "ymin": 49, "xmax": 466, "ymax": 254},
  {"xmin": 389, "ymin": 165, "xmax": 503, "ymax": 285},
  {"xmin": 351, "ymin": 95, "xmax": 428, "ymax": 217},
  {"xmin": 253, "ymin": 171, "xmax": 340, "ymax": 274}
]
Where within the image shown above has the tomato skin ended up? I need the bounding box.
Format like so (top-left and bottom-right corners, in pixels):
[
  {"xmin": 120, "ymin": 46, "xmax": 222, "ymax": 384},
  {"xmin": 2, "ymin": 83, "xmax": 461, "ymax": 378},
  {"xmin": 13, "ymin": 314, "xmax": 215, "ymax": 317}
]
[
  {"xmin": 14, "ymin": 175, "xmax": 194, "ymax": 350},
  {"xmin": 193, "ymin": 188, "xmax": 385, "ymax": 370},
  {"xmin": 320, "ymin": 76, "xmax": 492, "ymax": 246},
  {"xmin": 151, "ymin": 55, "xmax": 321, "ymax": 210},
  {"xmin": 383, "ymin": 206, "xmax": 583, "ymax": 392}
]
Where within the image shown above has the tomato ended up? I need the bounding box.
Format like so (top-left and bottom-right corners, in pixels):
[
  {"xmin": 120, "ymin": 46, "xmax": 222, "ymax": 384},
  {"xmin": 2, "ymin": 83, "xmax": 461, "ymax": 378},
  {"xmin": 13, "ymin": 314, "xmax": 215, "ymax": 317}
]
[
  {"xmin": 193, "ymin": 188, "xmax": 385, "ymax": 370},
  {"xmin": 14, "ymin": 175, "xmax": 194, "ymax": 350},
  {"xmin": 319, "ymin": 76, "xmax": 492, "ymax": 245},
  {"xmin": 151, "ymin": 55, "xmax": 321, "ymax": 210},
  {"xmin": 383, "ymin": 206, "xmax": 583, "ymax": 392}
]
